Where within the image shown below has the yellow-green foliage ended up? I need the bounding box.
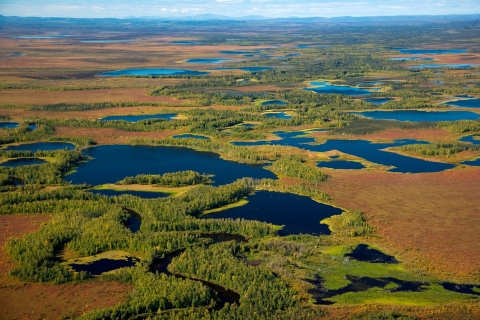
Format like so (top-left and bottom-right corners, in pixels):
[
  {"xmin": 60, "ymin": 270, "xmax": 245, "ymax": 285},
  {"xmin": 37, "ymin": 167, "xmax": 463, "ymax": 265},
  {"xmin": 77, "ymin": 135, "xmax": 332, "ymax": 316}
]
[{"xmin": 322, "ymin": 210, "xmax": 375, "ymax": 236}]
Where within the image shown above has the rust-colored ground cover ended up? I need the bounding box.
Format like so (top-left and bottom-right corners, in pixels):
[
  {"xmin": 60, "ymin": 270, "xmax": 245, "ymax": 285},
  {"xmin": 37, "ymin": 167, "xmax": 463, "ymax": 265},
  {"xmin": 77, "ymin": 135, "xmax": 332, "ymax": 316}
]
[
  {"xmin": 0, "ymin": 215, "xmax": 132, "ymax": 320},
  {"xmin": 54, "ymin": 126, "xmax": 180, "ymax": 144},
  {"xmin": 321, "ymin": 166, "xmax": 480, "ymax": 282}
]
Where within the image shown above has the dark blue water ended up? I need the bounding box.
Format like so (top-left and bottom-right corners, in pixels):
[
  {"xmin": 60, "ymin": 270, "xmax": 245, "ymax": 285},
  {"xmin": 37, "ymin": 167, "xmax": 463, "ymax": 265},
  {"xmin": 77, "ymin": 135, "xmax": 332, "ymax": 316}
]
[
  {"xmin": 0, "ymin": 158, "xmax": 47, "ymax": 167},
  {"xmin": 445, "ymin": 98, "xmax": 480, "ymax": 109},
  {"xmin": 13, "ymin": 35, "xmax": 70, "ymax": 39},
  {"xmin": 409, "ymin": 64, "xmax": 479, "ymax": 69},
  {"xmin": 240, "ymin": 123, "xmax": 257, "ymax": 128},
  {"xmin": 67, "ymin": 145, "xmax": 275, "ymax": 186},
  {"xmin": 0, "ymin": 122, "xmax": 19, "ymax": 129},
  {"xmin": 390, "ymin": 57, "xmax": 435, "ymax": 61},
  {"xmin": 261, "ymin": 100, "xmax": 287, "ymax": 106},
  {"xmin": 460, "ymin": 135, "xmax": 480, "ymax": 145},
  {"xmin": 101, "ymin": 114, "xmax": 177, "ymax": 122},
  {"xmin": 186, "ymin": 58, "xmax": 231, "ymax": 64},
  {"xmin": 87, "ymin": 189, "xmax": 170, "ymax": 199},
  {"xmin": 211, "ymin": 67, "xmax": 272, "ymax": 72},
  {"xmin": 82, "ymin": 40, "xmax": 135, "ymax": 43},
  {"xmin": 351, "ymin": 110, "xmax": 480, "ymax": 122},
  {"xmin": 97, "ymin": 69, "xmax": 209, "ymax": 77},
  {"xmin": 219, "ymin": 51, "xmax": 253, "ymax": 55},
  {"xmin": 11, "ymin": 52, "xmax": 23, "ymax": 57},
  {"xmin": 298, "ymin": 44, "xmax": 331, "ymax": 49},
  {"xmin": 461, "ymin": 158, "xmax": 480, "ymax": 167},
  {"xmin": 4, "ymin": 142, "xmax": 75, "ymax": 152},
  {"xmin": 29, "ymin": 124, "xmax": 37, "ymax": 130},
  {"xmin": 317, "ymin": 160, "xmax": 365, "ymax": 170},
  {"xmin": 454, "ymin": 95, "xmax": 474, "ymax": 98},
  {"xmin": 286, "ymin": 53, "xmax": 301, "ymax": 57},
  {"xmin": 173, "ymin": 134, "xmax": 210, "ymax": 140},
  {"xmin": 264, "ymin": 112, "xmax": 292, "ymax": 119},
  {"xmin": 170, "ymin": 41, "xmax": 201, "ymax": 45},
  {"xmin": 364, "ymin": 98, "xmax": 394, "ymax": 105},
  {"xmin": 232, "ymin": 131, "xmax": 454, "ymax": 173},
  {"xmin": 393, "ymin": 49, "xmax": 467, "ymax": 55},
  {"xmin": 207, "ymin": 191, "xmax": 342, "ymax": 236},
  {"xmin": 306, "ymin": 82, "xmax": 372, "ymax": 97},
  {"xmin": 357, "ymin": 81, "xmax": 382, "ymax": 86},
  {"xmin": 70, "ymin": 257, "xmax": 139, "ymax": 275}
]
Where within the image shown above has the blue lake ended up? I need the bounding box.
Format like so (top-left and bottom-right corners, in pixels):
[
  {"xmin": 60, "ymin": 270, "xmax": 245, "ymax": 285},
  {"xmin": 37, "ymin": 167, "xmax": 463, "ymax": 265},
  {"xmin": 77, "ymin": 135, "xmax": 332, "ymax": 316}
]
[
  {"xmin": 393, "ymin": 49, "xmax": 467, "ymax": 55},
  {"xmin": 88, "ymin": 189, "xmax": 170, "ymax": 199},
  {"xmin": 185, "ymin": 58, "xmax": 231, "ymax": 64},
  {"xmin": 454, "ymin": 95, "xmax": 474, "ymax": 98},
  {"xmin": 445, "ymin": 98, "xmax": 480, "ymax": 109},
  {"xmin": 298, "ymin": 44, "xmax": 331, "ymax": 49},
  {"xmin": 390, "ymin": 57, "xmax": 435, "ymax": 61},
  {"xmin": 364, "ymin": 98, "xmax": 394, "ymax": 105},
  {"xmin": 170, "ymin": 41, "xmax": 201, "ymax": 45},
  {"xmin": 173, "ymin": 134, "xmax": 210, "ymax": 140},
  {"xmin": 0, "ymin": 158, "xmax": 47, "ymax": 167},
  {"xmin": 211, "ymin": 67, "xmax": 272, "ymax": 72},
  {"xmin": 306, "ymin": 82, "xmax": 373, "ymax": 97},
  {"xmin": 11, "ymin": 53, "xmax": 23, "ymax": 57},
  {"xmin": 97, "ymin": 69, "xmax": 209, "ymax": 77},
  {"xmin": 264, "ymin": 112, "xmax": 292, "ymax": 119},
  {"xmin": 101, "ymin": 114, "xmax": 177, "ymax": 122},
  {"xmin": 409, "ymin": 64, "xmax": 479, "ymax": 69},
  {"xmin": 66, "ymin": 145, "xmax": 276, "ymax": 186},
  {"xmin": 232, "ymin": 131, "xmax": 455, "ymax": 173},
  {"xmin": 219, "ymin": 51, "xmax": 254, "ymax": 55},
  {"xmin": 461, "ymin": 158, "xmax": 480, "ymax": 167},
  {"xmin": 261, "ymin": 100, "xmax": 287, "ymax": 106},
  {"xmin": 240, "ymin": 123, "xmax": 258, "ymax": 128},
  {"xmin": 13, "ymin": 35, "xmax": 70, "ymax": 39},
  {"xmin": 4, "ymin": 142, "xmax": 75, "ymax": 152},
  {"xmin": 460, "ymin": 135, "xmax": 480, "ymax": 145},
  {"xmin": 207, "ymin": 191, "xmax": 342, "ymax": 236},
  {"xmin": 317, "ymin": 160, "xmax": 366, "ymax": 170},
  {"xmin": 351, "ymin": 110, "xmax": 480, "ymax": 122},
  {"xmin": 82, "ymin": 40, "xmax": 135, "ymax": 43},
  {"xmin": 0, "ymin": 122, "xmax": 19, "ymax": 129}
]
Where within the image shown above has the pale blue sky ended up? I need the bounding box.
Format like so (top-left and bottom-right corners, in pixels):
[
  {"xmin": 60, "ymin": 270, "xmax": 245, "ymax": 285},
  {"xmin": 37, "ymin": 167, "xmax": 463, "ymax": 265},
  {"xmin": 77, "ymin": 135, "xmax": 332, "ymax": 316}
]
[{"xmin": 1, "ymin": 0, "xmax": 479, "ymax": 18}]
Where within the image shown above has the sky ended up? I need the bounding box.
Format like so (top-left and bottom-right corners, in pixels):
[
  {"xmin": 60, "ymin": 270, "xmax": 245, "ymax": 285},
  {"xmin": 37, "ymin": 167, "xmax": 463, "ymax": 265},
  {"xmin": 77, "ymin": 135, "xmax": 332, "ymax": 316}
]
[{"xmin": 0, "ymin": 0, "xmax": 479, "ymax": 19}]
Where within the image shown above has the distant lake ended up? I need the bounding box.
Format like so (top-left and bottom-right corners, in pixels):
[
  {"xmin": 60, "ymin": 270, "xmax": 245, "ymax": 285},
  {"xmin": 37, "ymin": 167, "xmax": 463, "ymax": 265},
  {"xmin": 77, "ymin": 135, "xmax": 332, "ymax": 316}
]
[
  {"xmin": 173, "ymin": 134, "xmax": 210, "ymax": 140},
  {"xmin": 409, "ymin": 64, "xmax": 480, "ymax": 69},
  {"xmin": 219, "ymin": 51, "xmax": 254, "ymax": 55},
  {"xmin": 445, "ymin": 98, "xmax": 480, "ymax": 109},
  {"xmin": 232, "ymin": 131, "xmax": 455, "ymax": 173},
  {"xmin": 298, "ymin": 44, "xmax": 331, "ymax": 49},
  {"xmin": 4, "ymin": 142, "xmax": 75, "ymax": 152},
  {"xmin": 0, "ymin": 158, "xmax": 47, "ymax": 167},
  {"xmin": 364, "ymin": 98, "xmax": 394, "ymax": 105},
  {"xmin": 82, "ymin": 40, "xmax": 135, "ymax": 43},
  {"xmin": 185, "ymin": 58, "xmax": 231, "ymax": 64},
  {"xmin": 206, "ymin": 191, "xmax": 342, "ymax": 236},
  {"xmin": 170, "ymin": 41, "xmax": 201, "ymax": 45},
  {"xmin": 390, "ymin": 57, "xmax": 435, "ymax": 61},
  {"xmin": 0, "ymin": 122, "xmax": 19, "ymax": 129},
  {"xmin": 97, "ymin": 69, "xmax": 209, "ymax": 77},
  {"xmin": 101, "ymin": 114, "xmax": 177, "ymax": 122},
  {"xmin": 87, "ymin": 189, "xmax": 170, "ymax": 199},
  {"xmin": 393, "ymin": 48, "xmax": 468, "ymax": 55},
  {"xmin": 351, "ymin": 110, "xmax": 480, "ymax": 122},
  {"xmin": 67, "ymin": 145, "xmax": 275, "ymax": 186},
  {"xmin": 263, "ymin": 112, "xmax": 292, "ymax": 119},
  {"xmin": 261, "ymin": 100, "xmax": 287, "ymax": 106},
  {"xmin": 306, "ymin": 81, "xmax": 373, "ymax": 97},
  {"xmin": 211, "ymin": 67, "xmax": 272, "ymax": 72},
  {"xmin": 460, "ymin": 135, "xmax": 480, "ymax": 145},
  {"xmin": 317, "ymin": 160, "xmax": 366, "ymax": 170},
  {"xmin": 13, "ymin": 35, "xmax": 71, "ymax": 39}
]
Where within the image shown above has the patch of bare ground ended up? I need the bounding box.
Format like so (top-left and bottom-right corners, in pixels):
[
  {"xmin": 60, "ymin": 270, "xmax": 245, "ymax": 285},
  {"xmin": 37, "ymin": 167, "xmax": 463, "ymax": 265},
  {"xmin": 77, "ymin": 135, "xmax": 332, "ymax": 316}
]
[
  {"xmin": 54, "ymin": 126, "xmax": 180, "ymax": 144},
  {"xmin": 321, "ymin": 166, "xmax": 480, "ymax": 282},
  {"xmin": 0, "ymin": 214, "xmax": 132, "ymax": 320}
]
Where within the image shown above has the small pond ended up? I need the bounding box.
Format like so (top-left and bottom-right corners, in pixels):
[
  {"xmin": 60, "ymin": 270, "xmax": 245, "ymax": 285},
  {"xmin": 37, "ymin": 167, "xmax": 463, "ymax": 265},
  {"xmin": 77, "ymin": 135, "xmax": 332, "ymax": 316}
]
[
  {"xmin": 306, "ymin": 81, "xmax": 374, "ymax": 97},
  {"xmin": 409, "ymin": 64, "xmax": 480, "ymax": 69},
  {"xmin": 70, "ymin": 257, "xmax": 140, "ymax": 275},
  {"xmin": 390, "ymin": 57, "xmax": 435, "ymax": 61},
  {"xmin": 445, "ymin": 98, "xmax": 480, "ymax": 109},
  {"xmin": 100, "ymin": 114, "xmax": 177, "ymax": 122},
  {"xmin": 461, "ymin": 158, "xmax": 480, "ymax": 167},
  {"xmin": 97, "ymin": 68, "xmax": 209, "ymax": 77},
  {"xmin": 0, "ymin": 122, "xmax": 19, "ymax": 129},
  {"xmin": 173, "ymin": 134, "xmax": 210, "ymax": 140},
  {"xmin": 393, "ymin": 48, "xmax": 467, "ymax": 55},
  {"xmin": 345, "ymin": 244, "xmax": 399, "ymax": 263},
  {"xmin": 67, "ymin": 145, "xmax": 276, "ymax": 186},
  {"xmin": 460, "ymin": 135, "xmax": 480, "ymax": 145},
  {"xmin": 261, "ymin": 100, "xmax": 287, "ymax": 106},
  {"xmin": 0, "ymin": 158, "xmax": 47, "ymax": 167},
  {"xmin": 87, "ymin": 189, "xmax": 170, "ymax": 199},
  {"xmin": 364, "ymin": 97, "xmax": 394, "ymax": 105},
  {"xmin": 351, "ymin": 110, "xmax": 480, "ymax": 122},
  {"xmin": 185, "ymin": 58, "xmax": 231, "ymax": 64},
  {"xmin": 13, "ymin": 35, "xmax": 71, "ymax": 39},
  {"xmin": 3, "ymin": 142, "xmax": 75, "ymax": 152},
  {"xmin": 205, "ymin": 191, "xmax": 342, "ymax": 236},
  {"xmin": 263, "ymin": 112, "xmax": 292, "ymax": 119},
  {"xmin": 219, "ymin": 50, "xmax": 254, "ymax": 55},
  {"xmin": 317, "ymin": 160, "xmax": 365, "ymax": 170}
]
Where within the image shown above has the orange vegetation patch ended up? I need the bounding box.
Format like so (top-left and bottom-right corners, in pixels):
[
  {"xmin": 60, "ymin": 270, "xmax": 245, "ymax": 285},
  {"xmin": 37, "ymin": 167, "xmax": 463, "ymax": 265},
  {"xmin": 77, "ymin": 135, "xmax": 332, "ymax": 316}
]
[
  {"xmin": 0, "ymin": 88, "xmax": 180, "ymax": 106},
  {"xmin": 322, "ymin": 166, "xmax": 480, "ymax": 282},
  {"xmin": 434, "ymin": 54, "xmax": 480, "ymax": 64},
  {"xmin": 314, "ymin": 128, "xmax": 459, "ymax": 143},
  {"xmin": 54, "ymin": 126, "xmax": 180, "ymax": 144},
  {"xmin": 0, "ymin": 214, "xmax": 132, "ymax": 320}
]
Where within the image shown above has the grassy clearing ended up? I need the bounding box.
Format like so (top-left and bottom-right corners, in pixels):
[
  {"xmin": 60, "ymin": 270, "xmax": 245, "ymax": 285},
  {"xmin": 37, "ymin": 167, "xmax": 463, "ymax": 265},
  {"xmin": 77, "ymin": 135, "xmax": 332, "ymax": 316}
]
[
  {"xmin": 202, "ymin": 198, "xmax": 249, "ymax": 214},
  {"xmin": 93, "ymin": 183, "xmax": 192, "ymax": 196}
]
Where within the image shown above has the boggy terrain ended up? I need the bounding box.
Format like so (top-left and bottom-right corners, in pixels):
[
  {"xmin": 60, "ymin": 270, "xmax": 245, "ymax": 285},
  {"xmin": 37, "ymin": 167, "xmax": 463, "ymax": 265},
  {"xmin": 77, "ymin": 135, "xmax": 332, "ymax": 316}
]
[{"xmin": 0, "ymin": 15, "xmax": 480, "ymax": 320}]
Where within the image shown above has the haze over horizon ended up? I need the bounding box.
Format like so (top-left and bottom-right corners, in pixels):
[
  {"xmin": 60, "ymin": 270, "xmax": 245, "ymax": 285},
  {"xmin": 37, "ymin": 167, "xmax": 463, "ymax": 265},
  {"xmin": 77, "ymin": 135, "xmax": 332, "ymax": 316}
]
[{"xmin": 1, "ymin": 0, "xmax": 479, "ymax": 19}]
